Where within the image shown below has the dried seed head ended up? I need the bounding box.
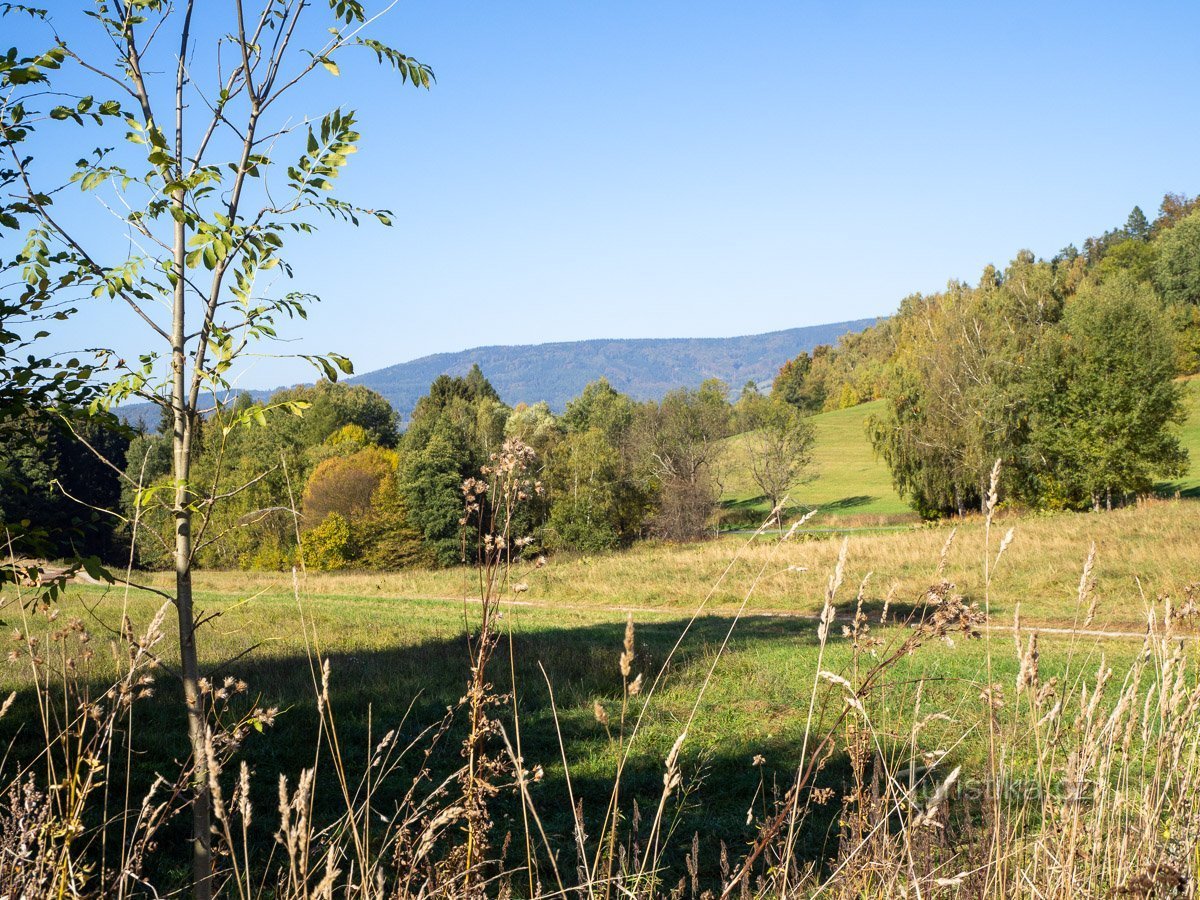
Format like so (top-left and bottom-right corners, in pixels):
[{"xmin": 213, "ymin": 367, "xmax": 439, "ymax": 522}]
[
  {"xmin": 818, "ymin": 670, "xmax": 853, "ymax": 693},
  {"xmin": 986, "ymin": 458, "xmax": 1002, "ymax": 516},
  {"xmin": 1080, "ymin": 542, "xmax": 1099, "ymax": 627},
  {"xmin": 935, "ymin": 526, "xmax": 957, "ymax": 580},
  {"xmin": 663, "ymin": 731, "xmax": 687, "ymax": 794},
  {"xmin": 827, "ymin": 537, "xmax": 849, "ymax": 604},
  {"xmin": 620, "ymin": 614, "xmax": 635, "ymax": 678},
  {"xmin": 996, "ymin": 527, "xmax": 1015, "ymax": 563},
  {"xmin": 238, "ymin": 761, "xmax": 252, "ymax": 826},
  {"xmin": 914, "ymin": 765, "xmax": 961, "ymax": 828},
  {"xmin": 1016, "ymin": 631, "xmax": 1040, "ymax": 693},
  {"xmin": 980, "ymin": 683, "xmax": 1005, "ymax": 711}
]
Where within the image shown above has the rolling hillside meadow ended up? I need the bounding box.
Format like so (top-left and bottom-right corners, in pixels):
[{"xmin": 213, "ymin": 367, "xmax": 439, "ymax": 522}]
[
  {"xmin": 720, "ymin": 375, "xmax": 1200, "ymax": 529},
  {"xmin": 6, "ymin": 1, "xmax": 1200, "ymax": 896},
  {"xmin": 7, "ymin": 378, "xmax": 1198, "ymax": 894}
]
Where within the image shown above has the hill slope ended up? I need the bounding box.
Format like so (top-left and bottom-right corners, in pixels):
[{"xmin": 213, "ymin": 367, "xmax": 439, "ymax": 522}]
[
  {"xmin": 721, "ymin": 399, "xmax": 913, "ymax": 527},
  {"xmin": 117, "ymin": 319, "xmax": 877, "ymax": 427},
  {"xmin": 353, "ymin": 320, "xmax": 876, "ymax": 419},
  {"xmin": 1161, "ymin": 375, "xmax": 1200, "ymax": 497},
  {"xmin": 722, "ymin": 377, "xmax": 1200, "ymax": 527}
]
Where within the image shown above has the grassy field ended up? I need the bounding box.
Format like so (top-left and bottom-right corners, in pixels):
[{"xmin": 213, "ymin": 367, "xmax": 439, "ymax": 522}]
[
  {"xmin": 1161, "ymin": 374, "xmax": 1200, "ymax": 496},
  {"xmin": 5, "ymin": 388, "xmax": 1200, "ymax": 891},
  {"xmin": 128, "ymin": 497, "xmax": 1200, "ymax": 631},
  {"xmin": 721, "ymin": 399, "xmax": 913, "ymax": 528},
  {"xmin": 722, "ymin": 376, "xmax": 1200, "ymax": 527},
  {"xmin": 6, "ymin": 497, "xmax": 1195, "ymax": 885}
]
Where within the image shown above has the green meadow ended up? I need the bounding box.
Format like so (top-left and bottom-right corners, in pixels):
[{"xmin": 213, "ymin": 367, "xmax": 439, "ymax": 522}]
[
  {"xmin": 8, "ymin": 494, "xmax": 1193, "ymax": 881},
  {"xmin": 721, "ymin": 376, "xmax": 1200, "ymax": 528}
]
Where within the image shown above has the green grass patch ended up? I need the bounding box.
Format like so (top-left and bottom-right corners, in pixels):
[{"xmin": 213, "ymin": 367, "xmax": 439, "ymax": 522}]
[
  {"xmin": 722, "ymin": 400, "xmax": 913, "ymax": 527},
  {"xmin": 3, "ymin": 575, "xmax": 1146, "ymax": 882},
  {"xmin": 1160, "ymin": 375, "xmax": 1200, "ymax": 497}
]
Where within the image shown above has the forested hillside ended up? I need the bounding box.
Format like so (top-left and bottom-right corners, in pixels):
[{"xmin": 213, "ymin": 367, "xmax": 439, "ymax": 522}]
[
  {"xmin": 118, "ymin": 320, "xmax": 875, "ymax": 426},
  {"xmin": 770, "ymin": 196, "xmax": 1200, "ymax": 516},
  {"xmin": 355, "ymin": 320, "xmax": 876, "ymax": 418}
]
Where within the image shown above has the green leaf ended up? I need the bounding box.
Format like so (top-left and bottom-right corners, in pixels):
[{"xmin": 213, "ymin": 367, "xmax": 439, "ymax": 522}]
[
  {"xmin": 321, "ymin": 58, "xmax": 340, "ymax": 76},
  {"xmin": 135, "ymin": 484, "xmax": 166, "ymax": 509},
  {"xmin": 81, "ymin": 556, "xmax": 115, "ymax": 584}
]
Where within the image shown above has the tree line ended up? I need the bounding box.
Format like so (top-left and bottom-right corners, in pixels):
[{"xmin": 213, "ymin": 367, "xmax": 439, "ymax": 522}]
[
  {"xmin": 770, "ymin": 195, "xmax": 1198, "ymax": 516},
  {"xmin": 0, "ymin": 366, "xmax": 813, "ymax": 570},
  {"xmin": 91, "ymin": 367, "xmax": 806, "ymax": 569},
  {"xmin": 4, "ymin": 194, "xmax": 1196, "ymax": 569}
]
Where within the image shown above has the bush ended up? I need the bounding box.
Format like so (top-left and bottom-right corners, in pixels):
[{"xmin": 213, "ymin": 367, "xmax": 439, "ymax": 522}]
[
  {"xmin": 302, "ymin": 447, "xmax": 397, "ymax": 528},
  {"xmin": 302, "ymin": 512, "xmax": 354, "ymax": 570}
]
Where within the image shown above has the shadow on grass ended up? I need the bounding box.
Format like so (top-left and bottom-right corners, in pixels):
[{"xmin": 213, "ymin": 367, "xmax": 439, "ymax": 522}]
[
  {"xmin": 818, "ymin": 495, "xmax": 874, "ymax": 512},
  {"xmin": 720, "ymin": 493, "xmax": 878, "ymax": 525},
  {"xmin": 5, "ymin": 612, "xmax": 885, "ymax": 889}
]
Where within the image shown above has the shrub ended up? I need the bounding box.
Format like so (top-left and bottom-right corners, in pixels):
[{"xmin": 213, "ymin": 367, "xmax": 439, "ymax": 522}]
[
  {"xmin": 302, "ymin": 446, "xmax": 398, "ymax": 527},
  {"xmin": 302, "ymin": 512, "xmax": 354, "ymax": 570}
]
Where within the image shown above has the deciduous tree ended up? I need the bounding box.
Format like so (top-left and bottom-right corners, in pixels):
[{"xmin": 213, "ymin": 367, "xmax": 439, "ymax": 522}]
[
  {"xmin": 740, "ymin": 394, "xmax": 815, "ymax": 519},
  {"xmin": 1028, "ymin": 275, "xmax": 1187, "ymax": 508},
  {"xmin": 638, "ymin": 379, "xmax": 732, "ymax": 540},
  {"xmin": 1, "ymin": 4, "xmax": 431, "ymax": 894}
]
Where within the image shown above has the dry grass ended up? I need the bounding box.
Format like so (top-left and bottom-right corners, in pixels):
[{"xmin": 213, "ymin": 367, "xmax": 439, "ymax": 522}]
[
  {"xmin": 138, "ymin": 497, "xmax": 1200, "ymax": 632},
  {"xmin": 3, "ymin": 478, "xmax": 1200, "ymax": 897}
]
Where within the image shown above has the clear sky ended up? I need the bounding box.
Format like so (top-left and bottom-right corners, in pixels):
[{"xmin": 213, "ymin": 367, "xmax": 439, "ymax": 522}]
[{"xmin": 10, "ymin": 1, "xmax": 1200, "ymax": 388}]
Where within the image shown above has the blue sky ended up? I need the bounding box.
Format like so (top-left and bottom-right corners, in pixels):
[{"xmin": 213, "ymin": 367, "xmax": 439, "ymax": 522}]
[{"xmin": 9, "ymin": 1, "xmax": 1200, "ymax": 388}]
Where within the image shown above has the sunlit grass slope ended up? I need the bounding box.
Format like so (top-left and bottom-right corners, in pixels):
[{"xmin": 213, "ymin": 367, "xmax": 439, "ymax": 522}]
[
  {"xmin": 725, "ymin": 376, "xmax": 1200, "ymax": 526},
  {"xmin": 721, "ymin": 399, "xmax": 912, "ymax": 526},
  {"xmin": 131, "ymin": 496, "xmax": 1200, "ymax": 632},
  {"xmin": 1161, "ymin": 375, "xmax": 1200, "ymax": 496}
]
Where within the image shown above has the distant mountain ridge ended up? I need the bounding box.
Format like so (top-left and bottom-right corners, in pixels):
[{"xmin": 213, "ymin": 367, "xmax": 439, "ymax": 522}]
[{"xmin": 120, "ymin": 319, "xmax": 877, "ymax": 427}]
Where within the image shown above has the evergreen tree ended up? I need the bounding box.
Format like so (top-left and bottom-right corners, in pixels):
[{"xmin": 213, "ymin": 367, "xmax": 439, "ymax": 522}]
[
  {"xmin": 772, "ymin": 351, "xmax": 827, "ymax": 413},
  {"xmin": 399, "ymin": 416, "xmax": 473, "ymax": 565},
  {"xmin": 1125, "ymin": 205, "xmax": 1150, "ymax": 241}
]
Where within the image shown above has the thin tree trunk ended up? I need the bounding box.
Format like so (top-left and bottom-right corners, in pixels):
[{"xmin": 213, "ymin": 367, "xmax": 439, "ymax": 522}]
[
  {"xmin": 172, "ymin": 274, "xmax": 212, "ymax": 897},
  {"xmin": 169, "ymin": 4, "xmax": 212, "ymax": 896}
]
